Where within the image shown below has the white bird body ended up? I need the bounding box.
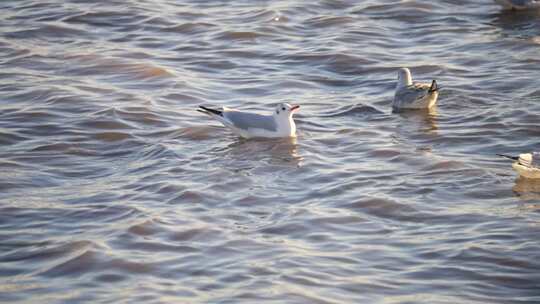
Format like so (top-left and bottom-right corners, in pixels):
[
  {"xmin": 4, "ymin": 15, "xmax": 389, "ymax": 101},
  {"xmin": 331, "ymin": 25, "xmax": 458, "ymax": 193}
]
[
  {"xmin": 512, "ymin": 153, "xmax": 540, "ymax": 179},
  {"xmin": 198, "ymin": 103, "xmax": 299, "ymax": 139},
  {"xmin": 494, "ymin": 0, "xmax": 540, "ymax": 10},
  {"xmin": 500, "ymin": 152, "xmax": 540, "ymax": 179},
  {"xmin": 393, "ymin": 68, "xmax": 439, "ymax": 110}
]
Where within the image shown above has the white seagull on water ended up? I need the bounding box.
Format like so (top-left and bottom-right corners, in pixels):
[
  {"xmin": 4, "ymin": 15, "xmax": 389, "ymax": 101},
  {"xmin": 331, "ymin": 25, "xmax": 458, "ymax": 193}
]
[
  {"xmin": 499, "ymin": 152, "xmax": 540, "ymax": 179},
  {"xmin": 393, "ymin": 68, "xmax": 440, "ymax": 110},
  {"xmin": 198, "ymin": 103, "xmax": 300, "ymax": 139},
  {"xmin": 494, "ymin": 0, "xmax": 540, "ymax": 10}
]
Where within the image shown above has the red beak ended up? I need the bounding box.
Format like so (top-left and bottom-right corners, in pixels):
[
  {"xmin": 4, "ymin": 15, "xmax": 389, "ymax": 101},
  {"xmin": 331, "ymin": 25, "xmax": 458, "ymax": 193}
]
[{"xmin": 291, "ymin": 105, "xmax": 300, "ymax": 111}]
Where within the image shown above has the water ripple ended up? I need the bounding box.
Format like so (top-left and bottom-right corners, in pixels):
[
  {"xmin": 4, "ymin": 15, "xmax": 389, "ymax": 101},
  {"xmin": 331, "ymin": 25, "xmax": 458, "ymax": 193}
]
[{"xmin": 1, "ymin": 0, "xmax": 540, "ymax": 303}]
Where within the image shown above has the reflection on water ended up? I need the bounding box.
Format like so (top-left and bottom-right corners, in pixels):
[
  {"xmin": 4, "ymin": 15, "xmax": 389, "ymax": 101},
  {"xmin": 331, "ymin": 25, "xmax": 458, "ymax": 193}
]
[
  {"xmin": 513, "ymin": 177, "xmax": 540, "ymax": 201},
  {"xmin": 394, "ymin": 107, "xmax": 439, "ymax": 134},
  {"xmin": 222, "ymin": 136, "xmax": 303, "ymax": 168}
]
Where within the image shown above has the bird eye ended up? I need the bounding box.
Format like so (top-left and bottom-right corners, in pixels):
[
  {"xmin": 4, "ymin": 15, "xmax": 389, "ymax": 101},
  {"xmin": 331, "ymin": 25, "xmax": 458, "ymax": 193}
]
[{"xmin": 282, "ymin": 107, "xmax": 286, "ymax": 111}]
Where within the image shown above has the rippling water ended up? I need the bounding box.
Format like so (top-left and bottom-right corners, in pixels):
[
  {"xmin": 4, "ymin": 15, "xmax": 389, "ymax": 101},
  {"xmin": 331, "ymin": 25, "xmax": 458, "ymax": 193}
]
[{"xmin": 1, "ymin": 0, "xmax": 540, "ymax": 303}]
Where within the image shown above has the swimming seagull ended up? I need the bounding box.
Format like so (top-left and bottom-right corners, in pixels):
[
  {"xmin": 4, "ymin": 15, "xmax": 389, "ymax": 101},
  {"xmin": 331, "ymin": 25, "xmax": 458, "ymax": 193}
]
[
  {"xmin": 498, "ymin": 152, "xmax": 540, "ymax": 179},
  {"xmin": 494, "ymin": 0, "xmax": 540, "ymax": 10},
  {"xmin": 393, "ymin": 68, "xmax": 440, "ymax": 110},
  {"xmin": 197, "ymin": 103, "xmax": 300, "ymax": 138}
]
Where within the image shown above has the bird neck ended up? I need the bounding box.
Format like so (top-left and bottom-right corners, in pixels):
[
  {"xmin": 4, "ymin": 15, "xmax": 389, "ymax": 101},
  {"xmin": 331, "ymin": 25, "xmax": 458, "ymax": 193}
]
[
  {"xmin": 398, "ymin": 74, "xmax": 412, "ymax": 89},
  {"xmin": 276, "ymin": 115, "xmax": 295, "ymax": 134},
  {"xmin": 286, "ymin": 116, "xmax": 296, "ymax": 136}
]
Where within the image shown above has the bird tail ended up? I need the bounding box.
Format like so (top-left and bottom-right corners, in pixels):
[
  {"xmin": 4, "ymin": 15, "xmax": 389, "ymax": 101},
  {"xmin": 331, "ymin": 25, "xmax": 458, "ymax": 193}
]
[
  {"xmin": 428, "ymin": 80, "xmax": 439, "ymax": 93},
  {"xmin": 497, "ymin": 154, "xmax": 519, "ymax": 161},
  {"xmin": 198, "ymin": 106, "xmax": 223, "ymax": 117}
]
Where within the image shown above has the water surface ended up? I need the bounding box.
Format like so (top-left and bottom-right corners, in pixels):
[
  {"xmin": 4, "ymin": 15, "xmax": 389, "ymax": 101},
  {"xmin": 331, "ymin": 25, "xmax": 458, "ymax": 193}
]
[{"xmin": 1, "ymin": 0, "xmax": 540, "ymax": 303}]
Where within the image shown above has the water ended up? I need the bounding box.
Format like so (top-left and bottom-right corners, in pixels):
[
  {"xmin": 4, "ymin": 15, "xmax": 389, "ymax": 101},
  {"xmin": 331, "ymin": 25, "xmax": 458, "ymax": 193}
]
[{"xmin": 1, "ymin": 0, "xmax": 540, "ymax": 303}]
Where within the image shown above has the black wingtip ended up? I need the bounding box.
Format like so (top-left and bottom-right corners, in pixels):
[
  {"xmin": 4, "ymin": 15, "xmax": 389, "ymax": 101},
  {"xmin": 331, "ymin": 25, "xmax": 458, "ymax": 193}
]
[
  {"xmin": 199, "ymin": 106, "xmax": 223, "ymax": 117},
  {"xmin": 429, "ymin": 80, "xmax": 439, "ymax": 93},
  {"xmin": 497, "ymin": 154, "xmax": 519, "ymax": 161}
]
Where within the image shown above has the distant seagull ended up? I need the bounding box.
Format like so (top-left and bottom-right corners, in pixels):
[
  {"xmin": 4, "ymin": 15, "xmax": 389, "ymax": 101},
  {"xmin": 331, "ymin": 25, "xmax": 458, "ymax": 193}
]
[
  {"xmin": 393, "ymin": 68, "xmax": 439, "ymax": 110},
  {"xmin": 498, "ymin": 152, "xmax": 540, "ymax": 179},
  {"xmin": 494, "ymin": 0, "xmax": 540, "ymax": 10},
  {"xmin": 198, "ymin": 103, "xmax": 300, "ymax": 138}
]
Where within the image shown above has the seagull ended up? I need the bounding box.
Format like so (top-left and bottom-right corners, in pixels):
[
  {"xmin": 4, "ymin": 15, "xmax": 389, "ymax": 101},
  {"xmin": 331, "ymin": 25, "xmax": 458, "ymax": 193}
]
[
  {"xmin": 393, "ymin": 68, "xmax": 439, "ymax": 110},
  {"xmin": 494, "ymin": 0, "xmax": 540, "ymax": 10},
  {"xmin": 498, "ymin": 152, "xmax": 540, "ymax": 179},
  {"xmin": 197, "ymin": 103, "xmax": 300, "ymax": 138}
]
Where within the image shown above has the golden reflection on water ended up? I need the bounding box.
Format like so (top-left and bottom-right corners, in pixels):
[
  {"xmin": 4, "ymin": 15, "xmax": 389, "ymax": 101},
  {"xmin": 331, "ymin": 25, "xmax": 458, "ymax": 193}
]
[
  {"xmin": 225, "ymin": 136, "xmax": 303, "ymax": 167},
  {"xmin": 394, "ymin": 107, "xmax": 439, "ymax": 134},
  {"xmin": 422, "ymin": 107, "xmax": 438, "ymax": 133},
  {"xmin": 513, "ymin": 177, "xmax": 540, "ymax": 201}
]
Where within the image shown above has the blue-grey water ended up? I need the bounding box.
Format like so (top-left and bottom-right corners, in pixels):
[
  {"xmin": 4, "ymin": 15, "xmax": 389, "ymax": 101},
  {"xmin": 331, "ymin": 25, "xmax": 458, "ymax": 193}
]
[{"xmin": 1, "ymin": 0, "xmax": 540, "ymax": 303}]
